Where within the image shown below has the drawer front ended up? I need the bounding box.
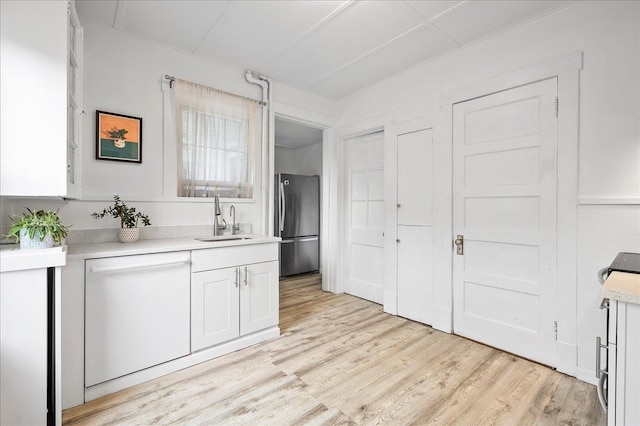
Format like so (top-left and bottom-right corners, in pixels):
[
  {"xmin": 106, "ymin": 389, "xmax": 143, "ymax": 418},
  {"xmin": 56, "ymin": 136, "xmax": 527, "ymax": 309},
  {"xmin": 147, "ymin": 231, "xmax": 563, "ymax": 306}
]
[{"xmin": 191, "ymin": 243, "xmax": 278, "ymax": 273}]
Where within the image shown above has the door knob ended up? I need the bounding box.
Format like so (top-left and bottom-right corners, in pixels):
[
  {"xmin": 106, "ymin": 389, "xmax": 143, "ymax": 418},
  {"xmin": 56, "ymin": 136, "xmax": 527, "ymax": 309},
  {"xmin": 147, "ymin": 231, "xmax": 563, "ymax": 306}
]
[{"xmin": 454, "ymin": 235, "xmax": 464, "ymax": 255}]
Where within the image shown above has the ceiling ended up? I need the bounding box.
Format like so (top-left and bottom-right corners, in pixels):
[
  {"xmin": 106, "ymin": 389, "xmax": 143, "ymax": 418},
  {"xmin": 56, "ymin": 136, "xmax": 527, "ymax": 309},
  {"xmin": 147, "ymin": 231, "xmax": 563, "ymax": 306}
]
[
  {"xmin": 76, "ymin": 0, "xmax": 569, "ymax": 101},
  {"xmin": 274, "ymin": 117, "xmax": 324, "ymax": 149}
]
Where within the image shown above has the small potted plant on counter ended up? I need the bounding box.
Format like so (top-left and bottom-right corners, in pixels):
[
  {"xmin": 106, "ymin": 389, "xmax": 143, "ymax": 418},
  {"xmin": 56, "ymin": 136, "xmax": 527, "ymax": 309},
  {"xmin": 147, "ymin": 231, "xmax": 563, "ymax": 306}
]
[
  {"xmin": 91, "ymin": 195, "xmax": 151, "ymax": 243},
  {"xmin": 6, "ymin": 208, "xmax": 70, "ymax": 250}
]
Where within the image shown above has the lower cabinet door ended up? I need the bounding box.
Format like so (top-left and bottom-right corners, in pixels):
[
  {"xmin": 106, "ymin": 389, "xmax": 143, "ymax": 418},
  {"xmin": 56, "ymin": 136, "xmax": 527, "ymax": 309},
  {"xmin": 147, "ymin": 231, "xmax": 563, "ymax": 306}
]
[
  {"xmin": 240, "ymin": 261, "xmax": 279, "ymax": 336},
  {"xmin": 191, "ymin": 267, "xmax": 240, "ymax": 352},
  {"xmin": 397, "ymin": 225, "xmax": 433, "ymax": 325}
]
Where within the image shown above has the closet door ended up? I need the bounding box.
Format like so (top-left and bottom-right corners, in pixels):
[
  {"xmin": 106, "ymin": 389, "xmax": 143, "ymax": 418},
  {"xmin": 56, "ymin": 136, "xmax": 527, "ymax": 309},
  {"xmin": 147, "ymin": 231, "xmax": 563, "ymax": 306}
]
[
  {"xmin": 452, "ymin": 78, "xmax": 558, "ymax": 367},
  {"xmin": 344, "ymin": 132, "xmax": 385, "ymax": 304},
  {"xmin": 396, "ymin": 129, "xmax": 433, "ymax": 325}
]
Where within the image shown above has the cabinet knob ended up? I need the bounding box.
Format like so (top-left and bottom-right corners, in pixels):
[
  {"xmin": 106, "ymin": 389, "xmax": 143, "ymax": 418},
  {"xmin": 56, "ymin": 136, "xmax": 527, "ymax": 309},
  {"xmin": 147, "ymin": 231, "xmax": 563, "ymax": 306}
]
[
  {"xmin": 397, "ymin": 203, "xmax": 401, "ymax": 208},
  {"xmin": 396, "ymin": 239, "xmax": 401, "ymax": 243}
]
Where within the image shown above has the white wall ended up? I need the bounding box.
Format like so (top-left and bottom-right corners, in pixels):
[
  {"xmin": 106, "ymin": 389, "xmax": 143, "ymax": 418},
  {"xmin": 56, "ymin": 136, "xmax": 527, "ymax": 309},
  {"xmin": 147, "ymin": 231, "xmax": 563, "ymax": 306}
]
[
  {"xmin": 1, "ymin": 21, "xmax": 336, "ymax": 238},
  {"xmin": 336, "ymin": 1, "xmax": 639, "ymax": 200},
  {"xmin": 329, "ymin": 0, "xmax": 640, "ymax": 382},
  {"xmin": 275, "ymin": 143, "xmax": 323, "ymax": 177}
]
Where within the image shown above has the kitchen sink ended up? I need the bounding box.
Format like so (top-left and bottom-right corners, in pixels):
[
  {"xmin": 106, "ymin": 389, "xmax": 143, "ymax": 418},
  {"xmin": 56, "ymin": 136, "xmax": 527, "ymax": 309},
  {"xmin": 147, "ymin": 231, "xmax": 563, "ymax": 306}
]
[{"xmin": 195, "ymin": 235, "xmax": 253, "ymax": 242}]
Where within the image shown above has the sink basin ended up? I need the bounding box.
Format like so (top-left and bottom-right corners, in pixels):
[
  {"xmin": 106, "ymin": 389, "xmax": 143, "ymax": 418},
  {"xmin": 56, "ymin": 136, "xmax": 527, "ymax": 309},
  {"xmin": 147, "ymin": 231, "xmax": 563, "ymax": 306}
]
[{"xmin": 195, "ymin": 235, "xmax": 253, "ymax": 242}]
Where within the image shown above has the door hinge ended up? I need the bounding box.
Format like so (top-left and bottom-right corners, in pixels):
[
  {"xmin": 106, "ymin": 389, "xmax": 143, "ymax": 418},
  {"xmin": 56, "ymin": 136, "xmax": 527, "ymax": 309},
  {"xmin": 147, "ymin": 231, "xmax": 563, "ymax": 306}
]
[
  {"xmin": 555, "ymin": 97, "xmax": 559, "ymax": 117},
  {"xmin": 554, "ymin": 321, "xmax": 558, "ymax": 340}
]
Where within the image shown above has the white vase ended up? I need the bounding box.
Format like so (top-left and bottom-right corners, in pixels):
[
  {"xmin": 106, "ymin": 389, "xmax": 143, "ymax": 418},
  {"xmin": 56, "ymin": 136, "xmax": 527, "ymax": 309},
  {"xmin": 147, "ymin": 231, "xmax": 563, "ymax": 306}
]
[
  {"xmin": 119, "ymin": 228, "xmax": 139, "ymax": 243},
  {"xmin": 19, "ymin": 229, "xmax": 54, "ymax": 250},
  {"xmin": 114, "ymin": 138, "xmax": 126, "ymax": 148}
]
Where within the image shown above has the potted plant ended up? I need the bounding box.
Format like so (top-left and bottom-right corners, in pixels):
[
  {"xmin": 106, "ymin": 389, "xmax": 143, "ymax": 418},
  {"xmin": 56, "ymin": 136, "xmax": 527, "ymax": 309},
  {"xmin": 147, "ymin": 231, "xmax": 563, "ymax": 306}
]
[
  {"xmin": 107, "ymin": 127, "xmax": 128, "ymax": 148},
  {"xmin": 6, "ymin": 208, "xmax": 70, "ymax": 250},
  {"xmin": 91, "ymin": 195, "xmax": 151, "ymax": 243}
]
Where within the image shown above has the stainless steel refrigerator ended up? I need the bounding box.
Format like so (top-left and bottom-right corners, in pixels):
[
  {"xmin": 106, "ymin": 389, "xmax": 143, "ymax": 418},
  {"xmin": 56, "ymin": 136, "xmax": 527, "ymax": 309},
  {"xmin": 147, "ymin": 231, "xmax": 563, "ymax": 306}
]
[{"xmin": 275, "ymin": 173, "xmax": 320, "ymax": 277}]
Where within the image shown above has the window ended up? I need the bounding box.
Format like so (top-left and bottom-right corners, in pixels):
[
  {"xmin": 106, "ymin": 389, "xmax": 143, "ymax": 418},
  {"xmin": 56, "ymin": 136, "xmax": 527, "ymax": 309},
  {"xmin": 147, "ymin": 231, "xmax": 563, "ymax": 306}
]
[{"xmin": 174, "ymin": 79, "xmax": 260, "ymax": 198}]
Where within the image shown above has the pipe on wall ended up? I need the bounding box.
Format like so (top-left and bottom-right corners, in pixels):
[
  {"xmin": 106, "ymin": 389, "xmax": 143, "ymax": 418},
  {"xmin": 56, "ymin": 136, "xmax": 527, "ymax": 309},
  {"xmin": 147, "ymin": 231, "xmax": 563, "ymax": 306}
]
[{"xmin": 245, "ymin": 70, "xmax": 273, "ymax": 236}]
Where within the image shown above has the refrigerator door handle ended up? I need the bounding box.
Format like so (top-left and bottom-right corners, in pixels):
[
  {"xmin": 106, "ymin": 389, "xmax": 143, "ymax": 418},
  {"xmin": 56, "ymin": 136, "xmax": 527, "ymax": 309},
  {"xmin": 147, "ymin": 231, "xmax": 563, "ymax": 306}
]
[
  {"xmin": 280, "ymin": 182, "xmax": 286, "ymax": 233},
  {"xmin": 280, "ymin": 237, "xmax": 318, "ymax": 243}
]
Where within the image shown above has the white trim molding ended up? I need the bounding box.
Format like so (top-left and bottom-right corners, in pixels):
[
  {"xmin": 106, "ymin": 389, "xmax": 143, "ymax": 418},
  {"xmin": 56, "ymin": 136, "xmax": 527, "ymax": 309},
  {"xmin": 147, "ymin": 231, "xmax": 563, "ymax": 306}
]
[
  {"xmin": 322, "ymin": 112, "xmax": 394, "ymax": 298},
  {"xmin": 579, "ymin": 198, "xmax": 640, "ymax": 205},
  {"xmin": 438, "ymin": 51, "xmax": 583, "ymax": 375}
]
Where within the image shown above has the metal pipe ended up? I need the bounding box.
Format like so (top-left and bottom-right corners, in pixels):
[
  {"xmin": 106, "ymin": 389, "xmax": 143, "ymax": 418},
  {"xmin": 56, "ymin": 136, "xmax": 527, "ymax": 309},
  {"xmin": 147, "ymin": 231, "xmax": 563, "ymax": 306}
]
[
  {"xmin": 259, "ymin": 73, "xmax": 275, "ymax": 238},
  {"xmin": 245, "ymin": 70, "xmax": 270, "ymax": 236}
]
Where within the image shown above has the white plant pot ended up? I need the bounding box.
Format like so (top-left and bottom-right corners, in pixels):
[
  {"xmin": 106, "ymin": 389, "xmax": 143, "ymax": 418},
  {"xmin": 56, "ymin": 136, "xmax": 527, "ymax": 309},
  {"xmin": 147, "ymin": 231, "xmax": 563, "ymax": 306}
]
[
  {"xmin": 119, "ymin": 228, "xmax": 139, "ymax": 243},
  {"xmin": 19, "ymin": 229, "xmax": 54, "ymax": 250},
  {"xmin": 114, "ymin": 138, "xmax": 126, "ymax": 148}
]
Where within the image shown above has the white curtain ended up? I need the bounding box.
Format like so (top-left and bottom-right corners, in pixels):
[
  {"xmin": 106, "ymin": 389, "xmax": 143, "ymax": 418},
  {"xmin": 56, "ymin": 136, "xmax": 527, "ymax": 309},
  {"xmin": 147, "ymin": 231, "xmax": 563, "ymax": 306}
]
[{"xmin": 173, "ymin": 78, "xmax": 260, "ymax": 198}]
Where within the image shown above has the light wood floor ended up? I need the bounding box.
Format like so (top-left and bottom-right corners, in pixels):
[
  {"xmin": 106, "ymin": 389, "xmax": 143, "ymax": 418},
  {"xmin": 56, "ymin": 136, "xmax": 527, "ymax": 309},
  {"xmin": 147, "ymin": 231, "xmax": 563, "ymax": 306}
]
[{"xmin": 64, "ymin": 274, "xmax": 605, "ymax": 425}]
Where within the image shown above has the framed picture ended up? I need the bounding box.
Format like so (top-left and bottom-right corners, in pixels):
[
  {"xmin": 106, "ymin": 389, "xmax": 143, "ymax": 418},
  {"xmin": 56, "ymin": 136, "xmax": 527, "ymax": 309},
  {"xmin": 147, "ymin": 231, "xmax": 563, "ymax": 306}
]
[{"xmin": 96, "ymin": 110, "xmax": 142, "ymax": 163}]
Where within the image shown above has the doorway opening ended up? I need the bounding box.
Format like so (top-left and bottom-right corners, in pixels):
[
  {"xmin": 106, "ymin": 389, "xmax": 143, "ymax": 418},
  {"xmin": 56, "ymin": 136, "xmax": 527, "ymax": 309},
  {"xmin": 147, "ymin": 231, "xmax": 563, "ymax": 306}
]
[{"xmin": 274, "ymin": 116, "xmax": 324, "ymax": 277}]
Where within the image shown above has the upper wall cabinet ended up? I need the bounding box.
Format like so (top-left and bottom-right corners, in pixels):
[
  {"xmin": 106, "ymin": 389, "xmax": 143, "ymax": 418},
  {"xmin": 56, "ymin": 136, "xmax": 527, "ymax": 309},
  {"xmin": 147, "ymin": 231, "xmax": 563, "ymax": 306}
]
[{"xmin": 0, "ymin": 1, "xmax": 83, "ymax": 198}]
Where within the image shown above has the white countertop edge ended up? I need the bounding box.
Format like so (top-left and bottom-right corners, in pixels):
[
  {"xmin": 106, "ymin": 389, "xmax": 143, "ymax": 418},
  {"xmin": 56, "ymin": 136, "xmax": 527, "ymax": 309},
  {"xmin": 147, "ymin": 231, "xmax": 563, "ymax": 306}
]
[
  {"xmin": 0, "ymin": 245, "xmax": 67, "ymax": 272},
  {"xmin": 601, "ymin": 288, "xmax": 640, "ymax": 305},
  {"xmin": 601, "ymin": 271, "xmax": 640, "ymax": 305},
  {"xmin": 67, "ymin": 234, "xmax": 281, "ymax": 260}
]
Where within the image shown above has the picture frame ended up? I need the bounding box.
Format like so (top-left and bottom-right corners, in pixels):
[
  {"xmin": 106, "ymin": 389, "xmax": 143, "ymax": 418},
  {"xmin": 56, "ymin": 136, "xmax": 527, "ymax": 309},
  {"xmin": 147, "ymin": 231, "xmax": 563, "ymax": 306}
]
[{"xmin": 96, "ymin": 110, "xmax": 143, "ymax": 163}]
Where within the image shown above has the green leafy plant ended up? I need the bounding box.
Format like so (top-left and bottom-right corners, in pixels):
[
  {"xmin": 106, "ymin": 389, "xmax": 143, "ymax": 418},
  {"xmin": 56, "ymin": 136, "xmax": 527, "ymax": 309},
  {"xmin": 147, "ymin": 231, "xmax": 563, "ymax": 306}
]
[
  {"xmin": 107, "ymin": 127, "xmax": 128, "ymax": 140},
  {"xmin": 6, "ymin": 208, "xmax": 70, "ymax": 244},
  {"xmin": 91, "ymin": 195, "xmax": 151, "ymax": 229}
]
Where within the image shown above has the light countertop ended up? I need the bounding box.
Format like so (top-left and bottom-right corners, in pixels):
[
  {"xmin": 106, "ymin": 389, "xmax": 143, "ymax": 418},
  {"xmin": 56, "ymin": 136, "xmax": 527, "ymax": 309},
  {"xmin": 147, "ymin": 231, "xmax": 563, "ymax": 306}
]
[
  {"xmin": 601, "ymin": 271, "xmax": 640, "ymax": 305},
  {"xmin": 0, "ymin": 245, "xmax": 67, "ymax": 272},
  {"xmin": 66, "ymin": 234, "xmax": 280, "ymax": 261}
]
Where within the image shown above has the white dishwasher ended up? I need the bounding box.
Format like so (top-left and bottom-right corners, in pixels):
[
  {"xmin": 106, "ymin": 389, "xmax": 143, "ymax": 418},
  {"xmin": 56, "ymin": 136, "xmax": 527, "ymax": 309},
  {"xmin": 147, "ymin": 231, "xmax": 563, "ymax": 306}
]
[{"xmin": 85, "ymin": 251, "xmax": 191, "ymax": 387}]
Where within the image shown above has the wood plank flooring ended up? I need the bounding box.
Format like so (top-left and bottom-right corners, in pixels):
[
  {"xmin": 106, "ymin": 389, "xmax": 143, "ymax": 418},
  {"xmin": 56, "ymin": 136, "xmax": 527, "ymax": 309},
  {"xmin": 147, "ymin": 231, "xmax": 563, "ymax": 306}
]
[{"xmin": 63, "ymin": 274, "xmax": 606, "ymax": 425}]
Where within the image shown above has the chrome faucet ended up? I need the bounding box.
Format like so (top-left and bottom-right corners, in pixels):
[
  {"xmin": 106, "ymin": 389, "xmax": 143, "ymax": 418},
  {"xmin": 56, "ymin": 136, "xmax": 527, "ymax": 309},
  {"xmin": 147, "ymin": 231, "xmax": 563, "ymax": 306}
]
[
  {"xmin": 230, "ymin": 205, "xmax": 240, "ymax": 235},
  {"xmin": 213, "ymin": 195, "xmax": 227, "ymax": 236}
]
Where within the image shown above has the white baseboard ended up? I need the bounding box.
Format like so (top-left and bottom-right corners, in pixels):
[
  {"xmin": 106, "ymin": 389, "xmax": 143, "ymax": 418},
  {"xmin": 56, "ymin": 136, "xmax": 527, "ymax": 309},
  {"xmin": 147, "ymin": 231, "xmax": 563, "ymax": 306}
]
[
  {"xmin": 556, "ymin": 341, "xmax": 577, "ymax": 376},
  {"xmin": 432, "ymin": 306, "xmax": 452, "ymax": 333},
  {"xmin": 576, "ymin": 367, "xmax": 598, "ymax": 386},
  {"xmin": 84, "ymin": 327, "xmax": 280, "ymax": 402},
  {"xmin": 383, "ymin": 291, "xmax": 397, "ymax": 315}
]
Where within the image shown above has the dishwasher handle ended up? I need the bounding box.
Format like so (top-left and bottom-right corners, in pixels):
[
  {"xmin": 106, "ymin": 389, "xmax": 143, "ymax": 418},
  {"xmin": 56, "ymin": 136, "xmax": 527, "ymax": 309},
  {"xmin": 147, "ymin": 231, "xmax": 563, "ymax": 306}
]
[
  {"xmin": 91, "ymin": 258, "xmax": 191, "ymax": 274},
  {"xmin": 597, "ymin": 267, "xmax": 609, "ymax": 285}
]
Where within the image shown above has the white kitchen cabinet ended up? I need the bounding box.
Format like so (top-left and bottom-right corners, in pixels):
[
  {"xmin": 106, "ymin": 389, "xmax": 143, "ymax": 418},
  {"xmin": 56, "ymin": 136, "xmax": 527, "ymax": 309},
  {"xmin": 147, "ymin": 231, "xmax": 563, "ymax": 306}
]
[
  {"xmin": 0, "ymin": 246, "xmax": 65, "ymax": 426},
  {"xmin": 191, "ymin": 267, "xmax": 241, "ymax": 351},
  {"xmin": 240, "ymin": 261, "xmax": 280, "ymax": 335},
  {"xmin": 62, "ymin": 239, "xmax": 280, "ymax": 404},
  {"xmin": 85, "ymin": 251, "xmax": 191, "ymax": 387},
  {"xmin": 66, "ymin": 0, "xmax": 83, "ymax": 199},
  {"xmin": 607, "ymin": 300, "xmax": 640, "ymax": 425},
  {"xmin": 191, "ymin": 244, "xmax": 279, "ymax": 352},
  {"xmin": 0, "ymin": 0, "xmax": 82, "ymax": 198},
  {"xmin": 396, "ymin": 129, "xmax": 434, "ymax": 325}
]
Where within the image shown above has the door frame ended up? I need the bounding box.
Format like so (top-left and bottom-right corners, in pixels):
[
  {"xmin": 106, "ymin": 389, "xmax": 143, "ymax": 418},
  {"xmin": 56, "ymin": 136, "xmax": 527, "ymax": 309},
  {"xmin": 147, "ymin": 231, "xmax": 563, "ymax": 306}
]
[
  {"xmin": 322, "ymin": 113, "xmax": 393, "ymax": 306},
  {"xmin": 438, "ymin": 51, "xmax": 582, "ymax": 376}
]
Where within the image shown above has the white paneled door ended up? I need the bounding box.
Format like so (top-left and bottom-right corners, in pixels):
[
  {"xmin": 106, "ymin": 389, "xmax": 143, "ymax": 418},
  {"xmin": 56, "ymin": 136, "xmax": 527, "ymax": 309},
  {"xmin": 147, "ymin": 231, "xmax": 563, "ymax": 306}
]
[
  {"xmin": 397, "ymin": 129, "xmax": 434, "ymax": 325},
  {"xmin": 452, "ymin": 78, "xmax": 558, "ymax": 367},
  {"xmin": 345, "ymin": 131, "xmax": 385, "ymax": 304}
]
